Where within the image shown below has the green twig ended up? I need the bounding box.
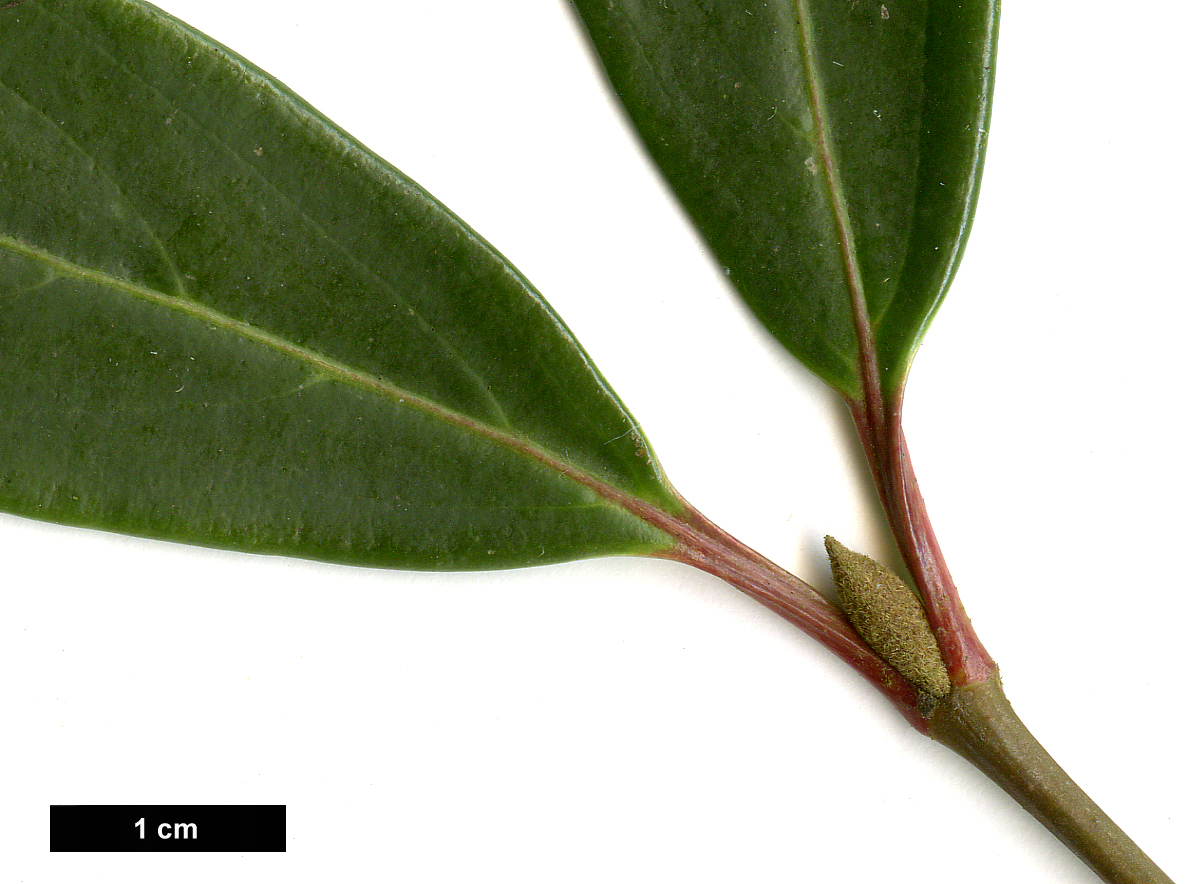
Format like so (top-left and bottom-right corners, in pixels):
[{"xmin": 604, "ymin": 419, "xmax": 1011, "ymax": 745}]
[{"xmin": 930, "ymin": 677, "xmax": 1175, "ymax": 884}]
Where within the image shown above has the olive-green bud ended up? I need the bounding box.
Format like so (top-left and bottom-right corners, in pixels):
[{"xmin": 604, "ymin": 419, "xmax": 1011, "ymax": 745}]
[{"xmin": 824, "ymin": 536, "xmax": 950, "ymax": 699}]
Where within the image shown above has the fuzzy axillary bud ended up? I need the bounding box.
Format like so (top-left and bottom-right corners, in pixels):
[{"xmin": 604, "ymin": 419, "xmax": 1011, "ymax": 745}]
[{"xmin": 824, "ymin": 536, "xmax": 950, "ymax": 699}]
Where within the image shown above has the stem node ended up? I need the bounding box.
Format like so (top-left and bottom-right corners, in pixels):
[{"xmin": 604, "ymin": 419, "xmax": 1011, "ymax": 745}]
[{"xmin": 929, "ymin": 676, "xmax": 1173, "ymax": 884}]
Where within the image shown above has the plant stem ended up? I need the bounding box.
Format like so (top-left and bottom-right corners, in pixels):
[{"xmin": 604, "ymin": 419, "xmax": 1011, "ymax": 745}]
[
  {"xmin": 848, "ymin": 395, "xmax": 995, "ymax": 686},
  {"xmin": 656, "ymin": 499, "xmax": 930, "ymax": 730},
  {"xmin": 849, "ymin": 396, "xmax": 1174, "ymax": 879},
  {"xmin": 930, "ymin": 677, "xmax": 1175, "ymax": 884},
  {"xmin": 650, "ymin": 497, "xmax": 1174, "ymax": 881}
]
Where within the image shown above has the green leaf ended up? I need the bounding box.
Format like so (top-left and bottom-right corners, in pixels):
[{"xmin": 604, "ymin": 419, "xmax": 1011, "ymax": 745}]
[
  {"xmin": 572, "ymin": 0, "xmax": 999, "ymax": 401},
  {"xmin": 0, "ymin": 0, "xmax": 684, "ymax": 569}
]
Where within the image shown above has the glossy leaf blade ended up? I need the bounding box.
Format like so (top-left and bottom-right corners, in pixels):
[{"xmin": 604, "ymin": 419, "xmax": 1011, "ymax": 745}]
[
  {"xmin": 572, "ymin": 0, "xmax": 999, "ymax": 400},
  {"xmin": 0, "ymin": 0, "xmax": 681, "ymax": 569}
]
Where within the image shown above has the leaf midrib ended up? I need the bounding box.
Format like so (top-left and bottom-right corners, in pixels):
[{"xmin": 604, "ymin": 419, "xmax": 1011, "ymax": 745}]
[
  {"xmin": 7, "ymin": 2, "xmax": 514, "ymax": 429},
  {"xmin": 791, "ymin": 0, "xmax": 882, "ymax": 407},
  {"xmin": 0, "ymin": 231, "xmax": 680, "ymax": 537}
]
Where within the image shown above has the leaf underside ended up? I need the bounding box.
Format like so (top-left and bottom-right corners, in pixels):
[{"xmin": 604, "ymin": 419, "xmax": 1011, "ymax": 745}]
[
  {"xmin": 0, "ymin": 0, "xmax": 682, "ymax": 569},
  {"xmin": 572, "ymin": 0, "xmax": 999, "ymax": 401}
]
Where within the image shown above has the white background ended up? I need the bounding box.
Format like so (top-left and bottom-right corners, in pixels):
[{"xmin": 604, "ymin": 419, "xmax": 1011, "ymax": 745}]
[{"xmin": 4, "ymin": 1, "xmax": 1187, "ymax": 882}]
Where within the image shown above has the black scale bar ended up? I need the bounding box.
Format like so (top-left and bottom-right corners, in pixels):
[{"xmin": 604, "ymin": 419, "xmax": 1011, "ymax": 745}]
[{"xmin": 50, "ymin": 805, "xmax": 286, "ymax": 852}]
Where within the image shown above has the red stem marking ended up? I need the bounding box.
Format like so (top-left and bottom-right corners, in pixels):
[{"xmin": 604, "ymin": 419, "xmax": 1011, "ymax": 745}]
[{"xmin": 848, "ymin": 394, "xmax": 995, "ymax": 687}]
